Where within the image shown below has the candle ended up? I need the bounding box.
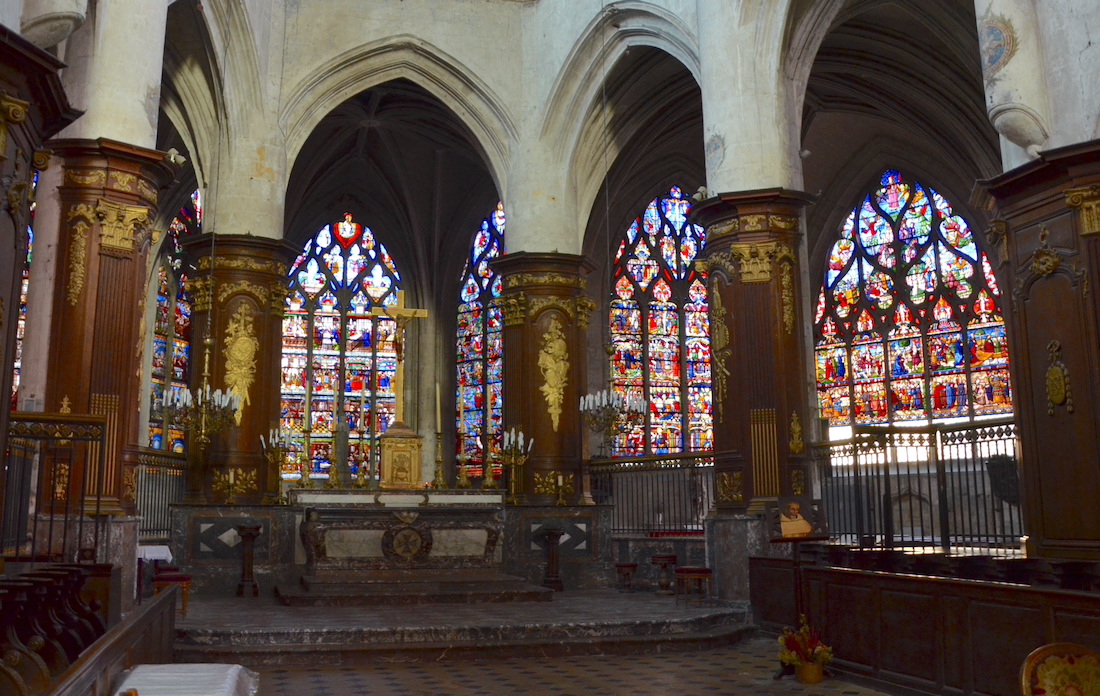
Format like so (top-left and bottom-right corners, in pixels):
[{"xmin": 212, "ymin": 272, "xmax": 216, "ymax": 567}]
[
  {"xmin": 229, "ymin": 468, "xmax": 235, "ymax": 485},
  {"xmin": 557, "ymin": 473, "xmax": 563, "ymax": 487},
  {"xmin": 435, "ymin": 382, "xmax": 441, "ymax": 430},
  {"xmin": 527, "ymin": 437, "xmax": 534, "ymax": 454}
]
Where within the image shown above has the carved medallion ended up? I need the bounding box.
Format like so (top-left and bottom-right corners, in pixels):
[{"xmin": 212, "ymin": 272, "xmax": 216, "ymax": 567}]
[
  {"xmin": 978, "ymin": 11, "xmax": 1018, "ymax": 81},
  {"xmin": 1029, "ymin": 226, "xmax": 1061, "ymax": 278},
  {"xmin": 1045, "ymin": 340, "xmax": 1074, "ymax": 416},
  {"xmin": 538, "ymin": 317, "xmax": 569, "ymax": 432}
]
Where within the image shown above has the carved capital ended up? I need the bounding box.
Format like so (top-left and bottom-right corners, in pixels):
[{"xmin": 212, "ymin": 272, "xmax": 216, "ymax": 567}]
[
  {"xmin": 1065, "ymin": 185, "xmax": 1100, "ymax": 237},
  {"xmin": 95, "ymin": 199, "xmax": 150, "ymax": 254},
  {"xmin": 729, "ymin": 241, "xmax": 792, "ymax": 283}
]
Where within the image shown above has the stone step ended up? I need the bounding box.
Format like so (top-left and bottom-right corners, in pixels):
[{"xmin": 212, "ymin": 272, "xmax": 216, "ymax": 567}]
[
  {"xmin": 274, "ymin": 569, "xmax": 554, "ymax": 606},
  {"xmin": 175, "ymin": 615, "xmax": 754, "ymax": 667}
]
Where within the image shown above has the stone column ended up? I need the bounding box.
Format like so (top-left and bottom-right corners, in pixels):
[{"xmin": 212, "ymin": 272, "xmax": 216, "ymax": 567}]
[
  {"xmin": 691, "ymin": 190, "xmax": 816, "ymax": 512},
  {"xmin": 44, "ymin": 138, "xmax": 175, "ymax": 514},
  {"xmin": 975, "ymin": 142, "xmax": 1100, "ymax": 560},
  {"xmin": 180, "ymin": 234, "xmax": 291, "ymax": 506},
  {"xmin": 493, "ymin": 253, "xmax": 594, "ymax": 505}
]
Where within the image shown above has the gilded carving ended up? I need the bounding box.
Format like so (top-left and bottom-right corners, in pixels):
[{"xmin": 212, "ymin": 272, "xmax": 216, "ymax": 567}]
[
  {"xmin": 789, "ymin": 412, "xmax": 805, "ymax": 455},
  {"xmin": 528, "ymin": 296, "xmax": 574, "ymax": 321},
  {"xmin": 781, "ymin": 262, "xmax": 795, "ymax": 333},
  {"xmin": 188, "ymin": 276, "xmax": 214, "ymax": 312},
  {"xmin": 110, "ymin": 171, "xmax": 136, "ymax": 192},
  {"xmin": 505, "ymin": 273, "xmax": 586, "ymax": 290},
  {"xmin": 1065, "ymin": 185, "xmax": 1100, "ymax": 237},
  {"xmin": 137, "ymin": 178, "xmax": 159, "ymax": 204},
  {"xmin": 1045, "ymin": 340, "xmax": 1073, "ymax": 416},
  {"xmin": 212, "ymin": 467, "xmax": 258, "ymax": 502},
  {"xmin": 706, "ymin": 220, "xmax": 738, "ymax": 240},
  {"xmin": 54, "ymin": 462, "xmax": 70, "ymax": 502},
  {"xmin": 717, "ymin": 471, "xmax": 744, "ymax": 504},
  {"xmin": 65, "ymin": 169, "xmax": 107, "ymax": 187},
  {"xmin": 224, "ymin": 303, "xmax": 258, "ymax": 425},
  {"xmin": 791, "ymin": 469, "xmax": 806, "ymax": 497},
  {"xmin": 740, "ymin": 214, "xmax": 769, "ymax": 232},
  {"xmin": 1029, "ymin": 226, "xmax": 1061, "ymax": 277},
  {"xmin": 197, "ymin": 256, "xmax": 285, "ymax": 275},
  {"xmin": 986, "ymin": 220, "xmax": 1008, "ymax": 248},
  {"xmin": 269, "ymin": 281, "xmax": 290, "ymax": 315},
  {"xmin": 4, "ymin": 155, "xmax": 28, "ymax": 216},
  {"xmin": 575, "ymin": 296, "xmax": 597, "ymax": 330},
  {"xmin": 533, "ymin": 471, "xmax": 557, "ymax": 496},
  {"xmin": 67, "ymin": 202, "xmax": 97, "ymax": 224},
  {"xmin": 709, "ymin": 280, "xmax": 731, "ymax": 422},
  {"xmin": 538, "ymin": 317, "xmax": 569, "ymax": 432},
  {"xmin": 731, "ymin": 241, "xmax": 779, "ymax": 283},
  {"xmin": 96, "ymin": 199, "xmax": 150, "ymax": 253},
  {"xmin": 122, "ymin": 468, "xmax": 138, "ymax": 502},
  {"xmin": 0, "ymin": 92, "xmax": 29, "ymax": 161},
  {"xmin": 497, "ymin": 293, "xmax": 526, "ymax": 327},
  {"xmin": 217, "ymin": 280, "xmax": 267, "ymax": 305},
  {"xmin": 32, "ymin": 150, "xmax": 51, "ymax": 170},
  {"xmin": 67, "ymin": 221, "xmax": 88, "ymax": 306}
]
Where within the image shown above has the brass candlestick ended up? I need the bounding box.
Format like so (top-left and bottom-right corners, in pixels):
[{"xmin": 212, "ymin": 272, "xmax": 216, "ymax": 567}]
[
  {"xmin": 503, "ymin": 442, "xmax": 529, "ymax": 505},
  {"xmin": 555, "ymin": 474, "xmax": 575, "ymax": 506},
  {"xmin": 260, "ymin": 433, "xmax": 289, "ymax": 505},
  {"xmin": 456, "ymin": 452, "xmax": 472, "ymax": 489},
  {"xmin": 481, "ymin": 455, "xmax": 498, "ymax": 489},
  {"xmin": 431, "ymin": 434, "xmax": 448, "ymax": 489},
  {"xmin": 353, "ymin": 450, "xmax": 371, "ymax": 488},
  {"xmin": 297, "ymin": 451, "xmax": 315, "ymax": 488}
]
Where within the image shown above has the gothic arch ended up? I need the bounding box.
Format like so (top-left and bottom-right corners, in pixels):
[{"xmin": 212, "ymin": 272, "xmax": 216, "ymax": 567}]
[{"xmin": 279, "ymin": 36, "xmax": 517, "ymax": 193}]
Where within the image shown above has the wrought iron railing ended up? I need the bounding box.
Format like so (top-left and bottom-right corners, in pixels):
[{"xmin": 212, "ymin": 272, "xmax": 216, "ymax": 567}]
[
  {"xmin": 813, "ymin": 418, "xmax": 1023, "ymax": 555},
  {"xmin": 589, "ymin": 452, "xmax": 715, "ymax": 535},
  {"xmin": 135, "ymin": 448, "xmax": 187, "ymax": 543},
  {"xmin": 2, "ymin": 412, "xmax": 110, "ymax": 562}
]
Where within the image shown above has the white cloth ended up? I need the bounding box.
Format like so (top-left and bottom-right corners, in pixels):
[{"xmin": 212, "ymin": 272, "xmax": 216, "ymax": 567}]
[
  {"xmin": 136, "ymin": 545, "xmax": 174, "ymax": 563},
  {"xmin": 113, "ymin": 664, "xmax": 258, "ymax": 696}
]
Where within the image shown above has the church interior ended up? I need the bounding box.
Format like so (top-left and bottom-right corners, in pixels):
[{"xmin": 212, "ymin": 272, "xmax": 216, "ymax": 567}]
[{"xmin": 1, "ymin": 0, "xmax": 1099, "ymax": 694}]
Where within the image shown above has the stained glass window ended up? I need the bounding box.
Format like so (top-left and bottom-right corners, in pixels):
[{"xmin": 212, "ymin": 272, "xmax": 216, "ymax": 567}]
[
  {"xmin": 147, "ymin": 189, "xmax": 200, "ymax": 451},
  {"xmin": 455, "ymin": 203, "xmax": 505, "ymax": 476},
  {"xmin": 609, "ymin": 186, "xmax": 713, "ymax": 456},
  {"xmin": 814, "ymin": 170, "xmax": 1013, "ymax": 428},
  {"xmin": 281, "ymin": 214, "xmax": 402, "ymax": 480},
  {"xmin": 11, "ymin": 170, "xmax": 37, "ymax": 410}
]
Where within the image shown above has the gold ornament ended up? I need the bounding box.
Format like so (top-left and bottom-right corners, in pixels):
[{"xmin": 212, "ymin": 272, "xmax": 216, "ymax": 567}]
[
  {"xmin": 96, "ymin": 199, "xmax": 150, "ymax": 254},
  {"xmin": 1045, "ymin": 340, "xmax": 1073, "ymax": 416},
  {"xmin": 789, "ymin": 412, "xmax": 805, "ymax": 455},
  {"xmin": 717, "ymin": 471, "xmax": 744, "ymax": 504},
  {"xmin": 1030, "ymin": 226, "xmax": 1061, "ymax": 277},
  {"xmin": 65, "ymin": 169, "xmax": 107, "ymax": 187},
  {"xmin": 224, "ymin": 304, "xmax": 258, "ymax": 425},
  {"xmin": 0, "ymin": 92, "xmax": 29, "ymax": 160},
  {"xmin": 217, "ymin": 280, "xmax": 267, "ymax": 305},
  {"xmin": 709, "ymin": 280, "xmax": 731, "ymax": 422},
  {"xmin": 791, "ymin": 469, "xmax": 806, "ymax": 497},
  {"xmin": 528, "ymin": 296, "xmax": 575, "ymax": 321},
  {"xmin": 66, "ymin": 221, "xmax": 88, "ymax": 306},
  {"xmin": 497, "ymin": 292, "xmax": 527, "ymax": 327},
  {"xmin": 575, "ymin": 296, "xmax": 598, "ymax": 330},
  {"xmin": 109, "ymin": 171, "xmax": 136, "ymax": 192},
  {"xmin": 538, "ymin": 317, "xmax": 569, "ymax": 432},
  {"xmin": 781, "ymin": 263, "xmax": 795, "ymax": 333}
]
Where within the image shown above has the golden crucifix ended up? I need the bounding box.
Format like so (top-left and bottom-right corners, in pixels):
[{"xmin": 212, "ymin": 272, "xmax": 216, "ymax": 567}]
[{"xmin": 371, "ymin": 291, "xmax": 427, "ymax": 425}]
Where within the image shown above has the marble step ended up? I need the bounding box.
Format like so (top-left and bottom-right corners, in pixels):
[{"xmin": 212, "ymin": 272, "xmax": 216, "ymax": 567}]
[
  {"xmin": 175, "ymin": 615, "xmax": 754, "ymax": 667},
  {"xmin": 274, "ymin": 570, "xmax": 554, "ymax": 606}
]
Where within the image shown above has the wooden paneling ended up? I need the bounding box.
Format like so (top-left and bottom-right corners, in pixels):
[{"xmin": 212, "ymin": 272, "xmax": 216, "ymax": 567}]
[{"xmin": 750, "ymin": 558, "xmax": 1100, "ymax": 696}]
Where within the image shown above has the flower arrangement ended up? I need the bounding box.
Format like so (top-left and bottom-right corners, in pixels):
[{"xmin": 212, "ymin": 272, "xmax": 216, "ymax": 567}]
[{"xmin": 778, "ymin": 615, "xmax": 834, "ymax": 667}]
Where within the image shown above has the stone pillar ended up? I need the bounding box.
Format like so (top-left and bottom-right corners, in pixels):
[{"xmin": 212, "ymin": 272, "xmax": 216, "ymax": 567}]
[
  {"xmin": 690, "ymin": 190, "xmax": 816, "ymax": 512},
  {"xmin": 0, "ymin": 23, "xmax": 77, "ymax": 468},
  {"xmin": 493, "ymin": 253, "xmax": 594, "ymax": 505},
  {"xmin": 44, "ymin": 138, "xmax": 175, "ymax": 514},
  {"xmin": 180, "ymin": 234, "xmax": 291, "ymax": 506},
  {"xmin": 975, "ymin": 142, "xmax": 1100, "ymax": 560}
]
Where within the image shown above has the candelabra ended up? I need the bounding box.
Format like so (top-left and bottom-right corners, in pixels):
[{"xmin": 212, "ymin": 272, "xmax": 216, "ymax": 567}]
[
  {"xmin": 260, "ymin": 427, "xmax": 290, "ymax": 504},
  {"xmin": 167, "ymin": 335, "xmax": 241, "ymax": 504},
  {"xmin": 501, "ymin": 427, "xmax": 534, "ymax": 505},
  {"xmin": 579, "ymin": 388, "xmax": 645, "ymax": 457},
  {"xmin": 431, "ymin": 432, "xmax": 448, "ymax": 489}
]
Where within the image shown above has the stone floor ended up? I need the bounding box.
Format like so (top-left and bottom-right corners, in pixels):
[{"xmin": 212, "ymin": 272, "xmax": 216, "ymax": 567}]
[
  {"xmin": 177, "ymin": 590, "xmax": 895, "ymax": 695},
  {"xmin": 255, "ymin": 637, "xmax": 890, "ymax": 695}
]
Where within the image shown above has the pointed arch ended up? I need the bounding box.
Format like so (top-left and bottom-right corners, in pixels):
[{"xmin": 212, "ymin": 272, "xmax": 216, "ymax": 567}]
[{"xmin": 280, "ymin": 37, "xmax": 517, "ymax": 194}]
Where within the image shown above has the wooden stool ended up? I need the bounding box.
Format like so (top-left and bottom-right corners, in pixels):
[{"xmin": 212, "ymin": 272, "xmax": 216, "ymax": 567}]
[
  {"xmin": 614, "ymin": 563, "xmax": 638, "ymax": 592},
  {"xmin": 674, "ymin": 566, "xmax": 713, "ymax": 605},
  {"xmin": 154, "ymin": 572, "xmax": 192, "ymax": 617},
  {"xmin": 651, "ymin": 554, "xmax": 677, "ymax": 595}
]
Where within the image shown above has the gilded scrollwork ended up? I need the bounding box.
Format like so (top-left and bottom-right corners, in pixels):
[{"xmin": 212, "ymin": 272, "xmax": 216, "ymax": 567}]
[
  {"xmin": 986, "ymin": 220, "xmax": 1008, "ymax": 248},
  {"xmin": 781, "ymin": 262, "xmax": 795, "ymax": 333},
  {"xmin": 528, "ymin": 296, "xmax": 574, "ymax": 322},
  {"xmin": 538, "ymin": 317, "xmax": 569, "ymax": 432},
  {"xmin": 109, "ymin": 171, "xmax": 136, "ymax": 192},
  {"xmin": 269, "ymin": 281, "xmax": 290, "ymax": 315},
  {"xmin": 789, "ymin": 412, "xmax": 805, "ymax": 455},
  {"xmin": 187, "ymin": 276, "xmax": 214, "ymax": 312},
  {"xmin": 0, "ymin": 92, "xmax": 29, "ymax": 160},
  {"xmin": 706, "ymin": 219, "xmax": 738, "ymax": 239},
  {"xmin": 717, "ymin": 471, "xmax": 744, "ymax": 504},
  {"xmin": 217, "ymin": 280, "xmax": 267, "ymax": 305},
  {"xmin": 224, "ymin": 303, "xmax": 258, "ymax": 425},
  {"xmin": 709, "ymin": 280, "xmax": 731, "ymax": 422},
  {"xmin": 1065, "ymin": 185, "xmax": 1100, "ymax": 237},
  {"xmin": 65, "ymin": 169, "xmax": 107, "ymax": 187},
  {"xmin": 137, "ymin": 178, "xmax": 158, "ymax": 204},
  {"xmin": 32, "ymin": 150, "xmax": 51, "ymax": 170},
  {"xmin": 122, "ymin": 468, "xmax": 138, "ymax": 502},
  {"xmin": 67, "ymin": 221, "xmax": 88, "ymax": 306},
  {"xmin": 497, "ymin": 292, "xmax": 527, "ymax": 327},
  {"xmin": 197, "ymin": 256, "xmax": 285, "ymax": 275},
  {"xmin": 1045, "ymin": 340, "xmax": 1073, "ymax": 416},
  {"xmin": 1029, "ymin": 225, "xmax": 1062, "ymax": 278},
  {"xmin": 533, "ymin": 471, "xmax": 557, "ymax": 496},
  {"xmin": 505, "ymin": 273, "xmax": 586, "ymax": 290},
  {"xmin": 575, "ymin": 296, "xmax": 598, "ymax": 330},
  {"xmin": 791, "ymin": 469, "xmax": 806, "ymax": 497}
]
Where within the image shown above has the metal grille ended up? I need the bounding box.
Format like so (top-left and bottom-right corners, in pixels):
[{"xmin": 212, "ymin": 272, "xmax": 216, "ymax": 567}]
[
  {"xmin": 815, "ymin": 418, "xmax": 1023, "ymax": 554},
  {"xmin": 135, "ymin": 448, "xmax": 186, "ymax": 543},
  {"xmin": 590, "ymin": 453, "xmax": 714, "ymax": 535}
]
